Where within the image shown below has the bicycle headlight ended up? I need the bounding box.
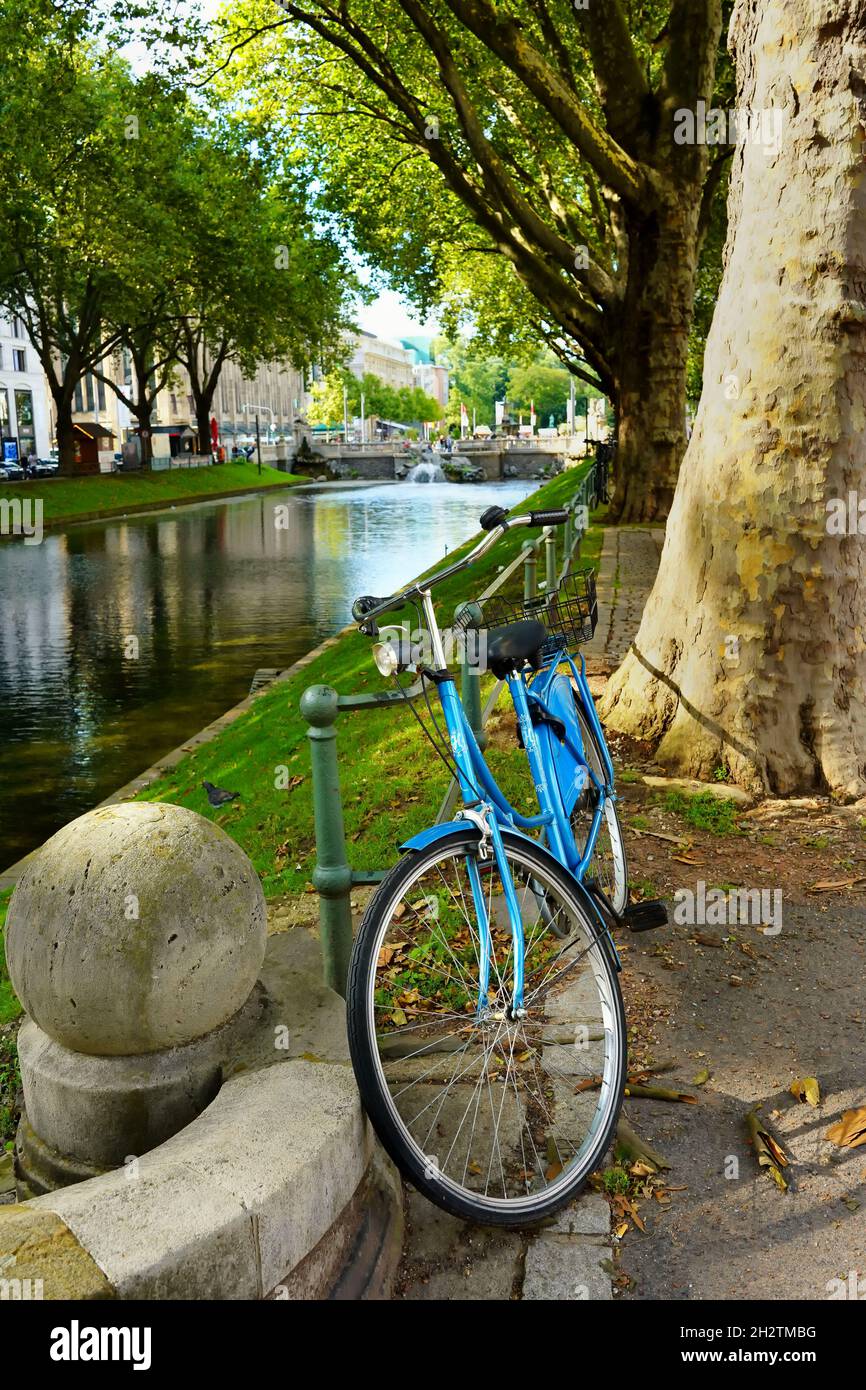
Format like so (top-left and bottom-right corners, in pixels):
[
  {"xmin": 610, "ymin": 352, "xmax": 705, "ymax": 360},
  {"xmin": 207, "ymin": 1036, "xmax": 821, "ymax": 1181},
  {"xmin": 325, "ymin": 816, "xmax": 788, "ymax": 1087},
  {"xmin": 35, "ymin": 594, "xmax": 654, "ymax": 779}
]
[
  {"xmin": 373, "ymin": 640, "xmax": 400, "ymax": 677},
  {"xmin": 373, "ymin": 636, "xmax": 419, "ymax": 677}
]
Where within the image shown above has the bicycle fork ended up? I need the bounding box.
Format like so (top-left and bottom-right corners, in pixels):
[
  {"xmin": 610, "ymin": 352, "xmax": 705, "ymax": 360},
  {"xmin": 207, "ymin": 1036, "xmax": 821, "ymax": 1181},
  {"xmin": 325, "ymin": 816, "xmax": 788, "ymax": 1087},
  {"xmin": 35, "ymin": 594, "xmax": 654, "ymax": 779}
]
[{"xmin": 461, "ymin": 806, "xmax": 528, "ymax": 1018}]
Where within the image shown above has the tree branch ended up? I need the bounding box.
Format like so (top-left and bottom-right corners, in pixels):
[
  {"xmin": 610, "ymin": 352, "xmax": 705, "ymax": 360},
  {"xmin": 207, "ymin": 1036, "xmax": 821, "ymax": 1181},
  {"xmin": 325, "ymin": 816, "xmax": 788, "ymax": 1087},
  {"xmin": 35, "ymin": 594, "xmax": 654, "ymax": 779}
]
[
  {"xmin": 697, "ymin": 147, "xmax": 731, "ymax": 244},
  {"xmin": 397, "ymin": 0, "xmax": 615, "ymax": 307},
  {"xmin": 430, "ymin": 0, "xmax": 648, "ymax": 204},
  {"xmin": 574, "ymin": 0, "xmax": 650, "ymax": 155}
]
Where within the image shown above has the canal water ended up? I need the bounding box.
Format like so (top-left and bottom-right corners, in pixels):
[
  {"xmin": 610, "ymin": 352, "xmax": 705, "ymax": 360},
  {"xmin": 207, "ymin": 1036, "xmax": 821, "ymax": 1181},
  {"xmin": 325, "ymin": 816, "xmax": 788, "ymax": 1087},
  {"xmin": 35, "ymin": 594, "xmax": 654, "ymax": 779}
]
[{"xmin": 0, "ymin": 479, "xmax": 533, "ymax": 868}]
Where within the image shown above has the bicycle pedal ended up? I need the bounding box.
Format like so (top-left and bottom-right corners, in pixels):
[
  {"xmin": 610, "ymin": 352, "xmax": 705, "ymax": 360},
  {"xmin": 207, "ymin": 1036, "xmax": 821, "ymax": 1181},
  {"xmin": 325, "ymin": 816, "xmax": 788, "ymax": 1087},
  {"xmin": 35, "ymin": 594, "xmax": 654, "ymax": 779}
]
[{"xmin": 623, "ymin": 899, "xmax": 668, "ymax": 933}]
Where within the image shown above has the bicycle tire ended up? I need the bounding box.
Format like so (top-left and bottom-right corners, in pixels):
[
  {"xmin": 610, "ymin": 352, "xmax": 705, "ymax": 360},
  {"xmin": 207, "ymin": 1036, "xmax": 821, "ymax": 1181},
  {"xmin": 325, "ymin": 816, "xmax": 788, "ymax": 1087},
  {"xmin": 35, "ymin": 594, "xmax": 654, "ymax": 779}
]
[{"xmin": 347, "ymin": 828, "xmax": 626, "ymax": 1227}]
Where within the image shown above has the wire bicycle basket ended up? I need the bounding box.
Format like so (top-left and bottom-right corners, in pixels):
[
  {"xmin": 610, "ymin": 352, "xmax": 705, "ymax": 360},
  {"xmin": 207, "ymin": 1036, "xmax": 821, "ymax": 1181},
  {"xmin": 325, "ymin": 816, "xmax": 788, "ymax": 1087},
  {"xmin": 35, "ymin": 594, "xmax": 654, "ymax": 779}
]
[{"xmin": 482, "ymin": 566, "xmax": 598, "ymax": 660}]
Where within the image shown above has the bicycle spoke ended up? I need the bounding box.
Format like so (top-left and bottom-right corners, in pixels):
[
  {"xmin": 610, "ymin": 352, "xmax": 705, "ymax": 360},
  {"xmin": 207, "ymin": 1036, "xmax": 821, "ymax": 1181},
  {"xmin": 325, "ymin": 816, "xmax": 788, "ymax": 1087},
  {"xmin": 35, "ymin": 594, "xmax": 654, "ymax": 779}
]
[{"xmin": 363, "ymin": 838, "xmax": 623, "ymax": 1212}]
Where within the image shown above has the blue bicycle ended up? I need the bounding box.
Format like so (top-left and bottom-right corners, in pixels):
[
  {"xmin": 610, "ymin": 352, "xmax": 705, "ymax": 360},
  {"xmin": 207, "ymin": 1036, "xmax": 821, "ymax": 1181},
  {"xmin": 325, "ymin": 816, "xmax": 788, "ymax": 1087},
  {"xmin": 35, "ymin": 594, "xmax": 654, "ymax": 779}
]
[{"xmin": 347, "ymin": 503, "xmax": 665, "ymax": 1226}]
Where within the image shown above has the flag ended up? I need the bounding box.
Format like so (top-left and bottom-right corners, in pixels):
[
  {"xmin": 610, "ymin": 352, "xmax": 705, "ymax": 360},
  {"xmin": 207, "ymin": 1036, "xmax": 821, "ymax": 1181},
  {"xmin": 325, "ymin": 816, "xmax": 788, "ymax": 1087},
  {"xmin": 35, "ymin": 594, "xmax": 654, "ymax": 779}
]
[
  {"xmin": 530, "ymin": 399, "xmax": 536, "ymax": 428},
  {"xmin": 460, "ymin": 401, "xmax": 469, "ymax": 425}
]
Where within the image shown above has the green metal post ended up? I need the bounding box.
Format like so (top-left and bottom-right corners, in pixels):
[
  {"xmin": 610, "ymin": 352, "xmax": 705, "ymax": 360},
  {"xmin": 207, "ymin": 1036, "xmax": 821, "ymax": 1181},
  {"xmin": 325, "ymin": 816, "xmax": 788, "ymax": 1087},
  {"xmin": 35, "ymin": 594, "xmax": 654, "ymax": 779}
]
[
  {"xmin": 523, "ymin": 541, "xmax": 537, "ymax": 603},
  {"xmin": 455, "ymin": 602, "xmax": 486, "ymax": 749},
  {"xmin": 545, "ymin": 530, "xmax": 557, "ymax": 592},
  {"xmin": 564, "ymin": 508, "xmax": 573, "ymax": 556},
  {"xmin": 300, "ymin": 684, "xmax": 353, "ymax": 996}
]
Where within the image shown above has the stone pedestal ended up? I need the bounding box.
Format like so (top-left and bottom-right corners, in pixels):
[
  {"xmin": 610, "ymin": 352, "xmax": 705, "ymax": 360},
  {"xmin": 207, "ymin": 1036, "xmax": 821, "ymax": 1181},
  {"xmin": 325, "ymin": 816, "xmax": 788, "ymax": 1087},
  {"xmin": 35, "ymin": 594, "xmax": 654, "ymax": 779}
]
[{"xmin": 5, "ymin": 802, "xmax": 268, "ymax": 1193}]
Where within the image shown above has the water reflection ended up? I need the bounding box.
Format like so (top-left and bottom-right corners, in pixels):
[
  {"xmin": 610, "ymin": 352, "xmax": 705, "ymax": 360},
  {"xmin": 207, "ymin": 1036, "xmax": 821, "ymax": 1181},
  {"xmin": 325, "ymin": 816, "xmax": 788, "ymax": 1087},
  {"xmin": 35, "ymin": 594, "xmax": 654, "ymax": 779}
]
[{"xmin": 0, "ymin": 480, "xmax": 532, "ymax": 866}]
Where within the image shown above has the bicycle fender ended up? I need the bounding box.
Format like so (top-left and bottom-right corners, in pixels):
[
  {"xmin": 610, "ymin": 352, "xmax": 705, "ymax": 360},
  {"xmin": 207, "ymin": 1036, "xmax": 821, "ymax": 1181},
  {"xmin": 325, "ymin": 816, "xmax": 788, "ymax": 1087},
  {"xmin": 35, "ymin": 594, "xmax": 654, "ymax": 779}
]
[
  {"xmin": 398, "ymin": 823, "xmax": 620, "ymax": 972},
  {"xmin": 399, "ymin": 820, "xmax": 535, "ymax": 854}
]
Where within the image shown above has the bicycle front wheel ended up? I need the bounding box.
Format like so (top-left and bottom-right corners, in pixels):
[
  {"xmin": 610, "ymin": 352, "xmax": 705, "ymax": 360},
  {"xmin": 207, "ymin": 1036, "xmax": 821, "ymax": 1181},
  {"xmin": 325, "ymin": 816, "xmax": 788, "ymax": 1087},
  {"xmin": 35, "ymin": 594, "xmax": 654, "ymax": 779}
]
[{"xmin": 347, "ymin": 828, "xmax": 626, "ymax": 1227}]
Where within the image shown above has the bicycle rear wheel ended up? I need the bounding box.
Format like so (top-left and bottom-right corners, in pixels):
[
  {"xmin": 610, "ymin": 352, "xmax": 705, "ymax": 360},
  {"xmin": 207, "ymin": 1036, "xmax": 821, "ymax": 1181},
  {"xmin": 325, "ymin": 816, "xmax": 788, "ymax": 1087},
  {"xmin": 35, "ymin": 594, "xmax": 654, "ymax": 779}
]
[{"xmin": 347, "ymin": 828, "xmax": 625, "ymax": 1226}]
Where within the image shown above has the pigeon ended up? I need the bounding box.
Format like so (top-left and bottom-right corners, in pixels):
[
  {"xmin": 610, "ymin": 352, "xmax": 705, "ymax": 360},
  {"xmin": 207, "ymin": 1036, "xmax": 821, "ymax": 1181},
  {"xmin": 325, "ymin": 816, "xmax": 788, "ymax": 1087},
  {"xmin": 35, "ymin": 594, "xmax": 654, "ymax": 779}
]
[{"xmin": 202, "ymin": 780, "xmax": 241, "ymax": 808}]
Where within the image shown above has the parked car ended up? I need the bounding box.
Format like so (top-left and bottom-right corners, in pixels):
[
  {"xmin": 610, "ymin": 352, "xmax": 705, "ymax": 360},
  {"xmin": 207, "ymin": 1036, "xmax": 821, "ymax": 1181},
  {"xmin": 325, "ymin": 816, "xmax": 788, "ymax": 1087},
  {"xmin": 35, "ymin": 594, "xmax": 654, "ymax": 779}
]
[
  {"xmin": 0, "ymin": 459, "xmax": 25, "ymax": 481},
  {"xmin": 26, "ymin": 459, "xmax": 58, "ymax": 478}
]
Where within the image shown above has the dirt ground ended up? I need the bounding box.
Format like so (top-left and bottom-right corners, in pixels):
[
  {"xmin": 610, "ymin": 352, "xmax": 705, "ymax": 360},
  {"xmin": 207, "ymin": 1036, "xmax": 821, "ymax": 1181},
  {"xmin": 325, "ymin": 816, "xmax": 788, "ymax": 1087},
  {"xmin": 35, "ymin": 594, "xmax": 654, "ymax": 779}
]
[
  {"xmin": 599, "ymin": 721, "xmax": 866, "ymax": 1301},
  {"xmin": 390, "ymin": 700, "xmax": 866, "ymax": 1301}
]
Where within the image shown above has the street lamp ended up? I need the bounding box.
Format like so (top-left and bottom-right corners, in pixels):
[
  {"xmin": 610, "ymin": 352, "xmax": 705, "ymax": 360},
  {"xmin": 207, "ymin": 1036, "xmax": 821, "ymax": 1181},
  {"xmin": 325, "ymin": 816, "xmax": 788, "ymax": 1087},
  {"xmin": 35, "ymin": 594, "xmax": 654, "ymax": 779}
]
[{"xmin": 239, "ymin": 403, "xmax": 275, "ymax": 475}]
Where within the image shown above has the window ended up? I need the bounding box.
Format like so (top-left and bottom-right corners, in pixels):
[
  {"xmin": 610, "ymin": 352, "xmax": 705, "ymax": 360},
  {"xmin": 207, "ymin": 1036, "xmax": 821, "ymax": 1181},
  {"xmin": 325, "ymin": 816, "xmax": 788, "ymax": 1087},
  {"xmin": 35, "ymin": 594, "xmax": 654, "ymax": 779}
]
[
  {"xmin": 14, "ymin": 389, "xmax": 35, "ymax": 456},
  {"xmin": 0, "ymin": 386, "xmax": 10, "ymax": 438},
  {"xmin": 12, "ymin": 315, "xmax": 25, "ymax": 339},
  {"xmin": 12, "ymin": 349, "xmax": 26, "ymax": 372}
]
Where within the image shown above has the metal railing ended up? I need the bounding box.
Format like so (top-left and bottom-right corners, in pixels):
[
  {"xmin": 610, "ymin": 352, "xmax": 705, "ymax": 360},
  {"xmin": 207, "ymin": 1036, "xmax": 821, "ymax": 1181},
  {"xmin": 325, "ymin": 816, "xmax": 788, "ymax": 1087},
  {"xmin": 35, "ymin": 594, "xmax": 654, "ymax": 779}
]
[{"xmin": 301, "ymin": 458, "xmax": 605, "ymax": 994}]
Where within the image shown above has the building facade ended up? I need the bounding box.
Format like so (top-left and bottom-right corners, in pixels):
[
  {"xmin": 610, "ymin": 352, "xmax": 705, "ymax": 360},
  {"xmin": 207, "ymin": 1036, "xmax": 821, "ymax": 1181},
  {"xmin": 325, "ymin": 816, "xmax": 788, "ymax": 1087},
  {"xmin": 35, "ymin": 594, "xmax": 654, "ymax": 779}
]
[
  {"xmin": 412, "ymin": 361, "xmax": 449, "ymax": 413},
  {"xmin": 347, "ymin": 331, "xmax": 415, "ymax": 390},
  {"xmin": 210, "ymin": 356, "xmax": 307, "ymax": 446},
  {"xmin": 56, "ymin": 349, "xmax": 309, "ymax": 464},
  {"xmin": 0, "ymin": 314, "xmax": 52, "ymax": 459}
]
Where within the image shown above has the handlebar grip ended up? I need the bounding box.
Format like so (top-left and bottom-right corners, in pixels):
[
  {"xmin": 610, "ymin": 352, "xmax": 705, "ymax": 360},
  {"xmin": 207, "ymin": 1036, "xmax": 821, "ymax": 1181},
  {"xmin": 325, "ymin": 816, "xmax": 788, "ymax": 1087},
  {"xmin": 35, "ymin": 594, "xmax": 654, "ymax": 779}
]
[
  {"xmin": 352, "ymin": 594, "xmax": 389, "ymax": 621},
  {"xmin": 528, "ymin": 508, "xmax": 568, "ymax": 526}
]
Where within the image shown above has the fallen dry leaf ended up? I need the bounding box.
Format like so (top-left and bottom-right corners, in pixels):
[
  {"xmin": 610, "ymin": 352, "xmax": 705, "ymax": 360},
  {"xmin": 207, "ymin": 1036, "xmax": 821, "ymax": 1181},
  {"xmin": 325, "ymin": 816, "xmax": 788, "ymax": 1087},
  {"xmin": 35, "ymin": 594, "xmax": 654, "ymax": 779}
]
[
  {"xmin": 826, "ymin": 1108, "xmax": 866, "ymax": 1149},
  {"xmin": 746, "ymin": 1110, "xmax": 789, "ymax": 1191},
  {"xmin": 790, "ymin": 1076, "xmax": 820, "ymax": 1107},
  {"xmin": 808, "ymin": 877, "xmax": 866, "ymax": 893}
]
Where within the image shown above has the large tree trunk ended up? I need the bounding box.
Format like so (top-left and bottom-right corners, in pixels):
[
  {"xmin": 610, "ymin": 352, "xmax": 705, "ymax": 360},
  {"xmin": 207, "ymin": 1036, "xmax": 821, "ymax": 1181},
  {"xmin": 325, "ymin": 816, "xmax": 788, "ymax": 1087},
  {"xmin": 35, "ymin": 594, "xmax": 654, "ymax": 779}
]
[
  {"xmin": 611, "ymin": 197, "xmax": 701, "ymax": 522},
  {"xmin": 195, "ymin": 396, "xmax": 215, "ymax": 461},
  {"xmin": 601, "ymin": 0, "xmax": 866, "ymax": 797},
  {"xmin": 54, "ymin": 398, "xmax": 82, "ymax": 477},
  {"xmin": 132, "ymin": 383, "xmax": 155, "ymax": 470}
]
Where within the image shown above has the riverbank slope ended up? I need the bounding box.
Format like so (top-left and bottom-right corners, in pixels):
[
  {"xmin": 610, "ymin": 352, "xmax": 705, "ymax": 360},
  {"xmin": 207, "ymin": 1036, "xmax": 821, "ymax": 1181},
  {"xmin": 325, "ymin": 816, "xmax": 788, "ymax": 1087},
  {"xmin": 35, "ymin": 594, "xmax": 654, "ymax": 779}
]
[
  {"xmin": 0, "ymin": 459, "xmax": 303, "ymax": 534},
  {"xmin": 130, "ymin": 466, "xmax": 603, "ymax": 900},
  {"xmin": 0, "ymin": 465, "xmax": 602, "ymax": 1033}
]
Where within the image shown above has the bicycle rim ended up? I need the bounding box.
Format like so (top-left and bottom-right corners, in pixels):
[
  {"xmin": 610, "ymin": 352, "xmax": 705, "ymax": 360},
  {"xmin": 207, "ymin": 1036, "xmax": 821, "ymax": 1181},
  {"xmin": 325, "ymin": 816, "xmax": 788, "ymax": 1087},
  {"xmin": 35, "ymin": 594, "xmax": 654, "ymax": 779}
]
[{"xmin": 350, "ymin": 833, "xmax": 625, "ymax": 1221}]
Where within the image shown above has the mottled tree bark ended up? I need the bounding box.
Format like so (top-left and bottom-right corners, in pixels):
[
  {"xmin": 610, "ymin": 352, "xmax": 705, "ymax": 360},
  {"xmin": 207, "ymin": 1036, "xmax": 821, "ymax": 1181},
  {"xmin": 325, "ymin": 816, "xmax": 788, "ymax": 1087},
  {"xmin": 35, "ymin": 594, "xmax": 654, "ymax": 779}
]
[
  {"xmin": 602, "ymin": 0, "xmax": 866, "ymax": 796},
  {"xmin": 612, "ymin": 196, "xmax": 702, "ymax": 522}
]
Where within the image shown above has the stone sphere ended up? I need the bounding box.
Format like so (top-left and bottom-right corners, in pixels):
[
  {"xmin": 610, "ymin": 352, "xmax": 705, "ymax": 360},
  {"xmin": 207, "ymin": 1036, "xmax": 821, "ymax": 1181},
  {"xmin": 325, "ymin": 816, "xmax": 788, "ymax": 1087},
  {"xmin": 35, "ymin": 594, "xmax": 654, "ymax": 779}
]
[{"xmin": 5, "ymin": 802, "xmax": 267, "ymax": 1056}]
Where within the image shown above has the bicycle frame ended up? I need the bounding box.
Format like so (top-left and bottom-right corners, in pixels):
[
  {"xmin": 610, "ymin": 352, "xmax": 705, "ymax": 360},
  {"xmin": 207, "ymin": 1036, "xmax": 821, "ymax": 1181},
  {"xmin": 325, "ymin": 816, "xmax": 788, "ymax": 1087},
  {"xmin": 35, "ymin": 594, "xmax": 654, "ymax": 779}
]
[{"xmin": 418, "ymin": 588, "xmax": 617, "ymax": 1015}]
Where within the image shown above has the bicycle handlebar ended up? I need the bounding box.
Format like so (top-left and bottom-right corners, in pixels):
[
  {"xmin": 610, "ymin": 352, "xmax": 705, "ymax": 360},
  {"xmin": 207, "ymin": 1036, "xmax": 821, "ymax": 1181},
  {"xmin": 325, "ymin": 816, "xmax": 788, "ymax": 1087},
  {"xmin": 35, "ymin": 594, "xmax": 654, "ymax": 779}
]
[{"xmin": 352, "ymin": 506, "xmax": 569, "ymax": 627}]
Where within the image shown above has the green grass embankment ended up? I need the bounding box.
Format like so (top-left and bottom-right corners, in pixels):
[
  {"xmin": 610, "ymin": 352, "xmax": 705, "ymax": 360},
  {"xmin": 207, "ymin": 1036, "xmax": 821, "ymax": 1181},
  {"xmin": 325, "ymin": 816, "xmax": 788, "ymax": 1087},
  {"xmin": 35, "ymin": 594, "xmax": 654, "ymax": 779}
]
[
  {"xmin": 0, "ymin": 896, "xmax": 16, "ymax": 1027},
  {"xmin": 0, "ymin": 459, "xmax": 303, "ymax": 530},
  {"xmin": 133, "ymin": 465, "xmax": 607, "ymax": 899},
  {"xmin": 0, "ymin": 465, "xmax": 606, "ymax": 1023}
]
